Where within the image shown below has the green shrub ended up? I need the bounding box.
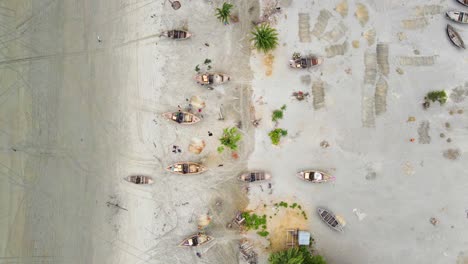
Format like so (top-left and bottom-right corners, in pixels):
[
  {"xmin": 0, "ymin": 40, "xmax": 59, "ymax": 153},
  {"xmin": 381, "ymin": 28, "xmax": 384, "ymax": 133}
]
[
  {"xmin": 269, "ymin": 128, "xmax": 288, "ymax": 145},
  {"xmin": 218, "ymin": 127, "xmax": 242, "ymax": 153},
  {"xmin": 272, "ymin": 105, "xmax": 287, "ymax": 122},
  {"xmin": 257, "ymin": 230, "xmax": 270, "ymax": 237},
  {"xmin": 269, "ymin": 247, "xmax": 327, "ymax": 264},
  {"xmin": 242, "ymin": 213, "xmax": 267, "ymax": 230},
  {"xmin": 426, "ymin": 90, "xmax": 447, "ymax": 105}
]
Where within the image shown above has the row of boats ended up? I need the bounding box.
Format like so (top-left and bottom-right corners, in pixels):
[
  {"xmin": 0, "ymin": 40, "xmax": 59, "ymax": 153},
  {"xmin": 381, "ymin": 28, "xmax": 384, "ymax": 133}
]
[
  {"xmin": 152, "ymin": 28, "xmax": 332, "ymax": 248},
  {"xmin": 124, "ymin": 169, "xmax": 335, "ymax": 184},
  {"xmin": 176, "ymin": 207, "xmax": 345, "ymax": 248},
  {"xmin": 446, "ymin": 3, "xmax": 468, "ymax": 49}
]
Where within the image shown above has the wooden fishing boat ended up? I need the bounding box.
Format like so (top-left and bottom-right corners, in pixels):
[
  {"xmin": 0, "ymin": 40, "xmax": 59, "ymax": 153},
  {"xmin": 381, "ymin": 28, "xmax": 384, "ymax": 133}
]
[
  {"xmin": 162, "ymin": 111, "xmax": 201, "ymax": 124},
  {"xmin": 161, "ymin": 30, "xmax": 192, "ymax": 39},
  {"xmin": 446, "ymin": 11, "xmax": 468, "ymax": 24},
  {"xmin": 447, "ymin": 24, "xmax": 466, "ymax": 49},
  {"xmin": 317, "ymin": 207, "xmax": 345, "ymax": 232},
  {"xmin": 238, "ymin": 171, "xmax": 271, "ymax": 183},
  {"xmin": 457, "ymin": 0, "xmax": 468, "ymax": 7},
  {"xmin": 195, "ymin": 73, "xmax": 231, "ymax": 86},
  {"xmin": 297, "ymin": 170, "xmax": 335, "ymax": 183},
  {"xmin": 166, "ymin": 162, "xmax": 207, "ymax": 175},
  {"xmin": 178, "ymin": 233, "xmax": 214, "ymax": 247},
  {"xmin": 289, "ymin": 55, "xmax": 323, "ymax": 69},
  {"xmin": 124, "ymin": 175, "xmax": 154, "ymax": 185}
]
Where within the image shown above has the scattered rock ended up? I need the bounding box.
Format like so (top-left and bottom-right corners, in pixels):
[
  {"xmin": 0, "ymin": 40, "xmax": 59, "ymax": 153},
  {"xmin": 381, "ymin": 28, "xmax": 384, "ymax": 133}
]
[
  {"xmin": 445, "ymin": 122, "xmax": 451, "ymax": 129},
  {"xmin": 335, "ymin": 0, "xmax": 348, "ymax": 17},
  {"xmin": 449, "ymin": 110, "xmax": 455, "ymax": 115},
  {"xmin": 320, "ymin": 140, "xmax": 330, "ymax": 148},
  {"xmin": 407, "ymin": 116, "xmax": 416, "ymax": 122},
  {"xmin": 365, "ymin": 171, "xmax": 377, "ymax": 180},
  {"xmin": 429, "ymin": 217, "xmax": 439, "ymax": 226},
  {"xmin": 413, "ymin": 49, "xmax": 420, "ymax": 55},
  {"xmin": 447, "ymin": 138, "xmax": 452, "ymax": 143},
  {"xmin": 443, "ymin": 148, "xmax": 460, "ymax": 160},
  {"xmin": 396, "ymin": 67, "xmax": 404, "ymax": 75},
  {"xmin": 397, "ymin": 32, "xmax": 407, "ymax": 41},
  {"xmin": 440, "ymin": 133, "xmax": 445, "ymax": 138},
  {"xmin": 403, "ymin": 162, "xmax": 415, "ymax": 175},
  {"xmin": 352, "ymin": 40, "xmax": 360, "ymax": 48},
  {"xmin": 300, "ymin": 75, "xmax": 311, "ymax": 85},
  {"xmin": 457, "ymin": 109, "xmax": 464, "ymax": 114}
]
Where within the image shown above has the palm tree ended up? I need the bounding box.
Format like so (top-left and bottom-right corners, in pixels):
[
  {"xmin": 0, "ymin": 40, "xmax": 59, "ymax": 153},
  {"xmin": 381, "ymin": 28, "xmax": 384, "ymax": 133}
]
[
  {"xmin": 251, "ymin": 24, "xmax": 279, "ymax": 53},
  {"xmin": 269, "ymin": 248, "xmax": 304, "ymax": 264},
  {"xmin": 216, "ymin": 2, "xmax": 234, "ymax": 25}
]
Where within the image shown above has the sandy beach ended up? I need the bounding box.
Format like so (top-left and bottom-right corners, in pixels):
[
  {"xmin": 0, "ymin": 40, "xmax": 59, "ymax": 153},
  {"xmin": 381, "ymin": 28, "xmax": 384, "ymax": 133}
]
[
  {"xmin": 1, "ymin": 0, "xmax": 468, "ymax": 263},
  {"xmin": 1, "ymin": 0, "xmax": 256, "ymax": 263},
  {"xmin": 247, "ymin": 0, "xmax": 468, "ymax": 263}
]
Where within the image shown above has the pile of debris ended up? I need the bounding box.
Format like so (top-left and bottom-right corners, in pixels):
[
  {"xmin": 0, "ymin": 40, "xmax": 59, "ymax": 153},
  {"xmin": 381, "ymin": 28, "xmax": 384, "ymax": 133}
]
[{"xmin": 240, "ymin": 240, "xmax": 258, "ymax": 264}]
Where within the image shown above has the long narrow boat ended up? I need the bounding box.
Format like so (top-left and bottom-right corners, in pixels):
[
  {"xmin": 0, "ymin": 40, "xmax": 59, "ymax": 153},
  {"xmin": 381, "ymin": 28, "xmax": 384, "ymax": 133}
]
[
  {"xmin": 178, "ymin": 233, "xmax": 214, "ymax": 247},
  {"xmin": 289, "ymin": 55, "xmax": 323, "ymax": 69},
  {"xmin": 457, "ymin": 0, "xmax": 468, "ymax": 7},
  {"xmin": 297, "ymin": 170, "xmax": 335, "ymax": 183},
  {"xmin": 317, "ymin": 207, "xmax": 345, "ymax": 232},
  {"xmin": 166, "ymin": 162, "xmax": 207, "ymax": 175},
  {"xmin": 195, "ymin": 73, "xmax": 231, "ymax": 86},
  {"xmin": 162, "ymin": 111, "xmax": 201, "ymax": 125},
  {"xmin": 161, "ymin": 30, "xmax": 192, "ymax": 40},
  {"xmin": 238, "ymin": 171, "xmax": 271, "ymax": 183},
  {"xmin": 447, "ymin": 24, "xmax": 466, "ymax": 49},
  {"xmin": 124, "ymin": 175, "xmax": 154, "ymax": 185},
  {"xmin": 446, "ymin": 11, "xmax": 468, "ymax": 24}
]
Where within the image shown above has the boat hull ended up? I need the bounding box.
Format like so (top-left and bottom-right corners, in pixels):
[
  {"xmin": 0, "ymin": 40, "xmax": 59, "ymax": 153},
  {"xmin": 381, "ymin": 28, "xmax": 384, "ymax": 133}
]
[
  {"xmin": 317, "ymin": 207, "xmax": 344, "ymax": 232},
  {"xmin": 166, "ymin": 162, "xmax": 207, "ymax": 175},
  {"xmin": 446, "ymin": 11, "xmax": 468, "ymax": 24},
  {"xmin": 162, "ymin": 111, "xmax": 201, "ymax": 125},
  {"xmin": 296, "ymin": 170, "xmax": 335, "ymax": 183},
  {"xmin": 195, "ymin": 73, "xmax": 231, "ymax": 86},
  {"xmin": 238, "ymin": 171, "xmax": 271, "ymax": 183},
  {"xmin": 178, "ymin": 234, "xmax": 214, "ymax": 247},
  {"xmin": 447, "ymin": 24, "xmax": 465, "ymax": 49},
  {"xmin": 125, "ymin": 175, "xmax": 154, "ymax": 185}
]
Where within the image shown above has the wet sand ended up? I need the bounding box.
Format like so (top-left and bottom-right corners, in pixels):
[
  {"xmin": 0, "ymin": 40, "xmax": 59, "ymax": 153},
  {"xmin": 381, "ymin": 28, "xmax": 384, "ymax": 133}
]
[{"xmin": 1, "ymin": 0, "xmax": 257, "ymax": 263}]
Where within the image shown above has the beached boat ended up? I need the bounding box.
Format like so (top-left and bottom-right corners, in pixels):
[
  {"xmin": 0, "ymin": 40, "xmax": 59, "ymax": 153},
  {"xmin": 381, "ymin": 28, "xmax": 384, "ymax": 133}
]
[
  {"xmin": 195, "ymin": 73, "xmax": 231, "ymax": 86},
  {"xmin": 161, "ymin": 30, "xmax": 192, "ymax": 40},
  {"xmin": 297, "ymin": 170, "xmax": 335, "ymax": 183},
  {"xmin": 289, "ymin": 55, "xmax": 323, "ymax": 69},
  {"xmin": 446, "ymin": 11, "xmax": 468, "ymax": 24},
  {"xmin": 178, "ymin": 233, "xmax": 214, "ymax": 247},
  {"xmin": 166, "ymin": 162, "xmax": 207, "ymax": 175},
  {"xmin": 457, "ymin": 0, "xmax": 468, "ymax": 7},
  {"xmin": 238, "ymin": 171, "xmax": 271, "ymax": 183},
  {"xmin": 317, "ymin": 207, "xmax": 345, "ymax": 232},
  {"xmin": 447, "ymin": 24, "xmax": 465, "ymax": 49},
  {"xmin": 162, "ymin": 111, "xmax": 201, "ymax": 125},
  {"xmin": 124, "ymin": 175, "xmax": 154, "ymax": 185}
]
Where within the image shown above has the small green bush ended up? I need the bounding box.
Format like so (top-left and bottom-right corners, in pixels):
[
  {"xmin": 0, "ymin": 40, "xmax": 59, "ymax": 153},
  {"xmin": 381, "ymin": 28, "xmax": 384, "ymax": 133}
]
[
  {"xmin": 218, "ymin": 127, "xmax": 242, "ymax": 153},
  {"xmin": 269, "ymin": 128, "xmax": 288, "ymax": 145},
  {"xmin": 257, "ymin": 230, "xmax": 269, "ymax": 237},
  {"xmin": 426, "ymin": 90, "xmax": 447, "ymax": 105},
  {"xmin": 272, "ymin": 105, "xmax": 287, "ymax": 122},
  {"xmin": 269, "ymin": 246, "xmax": 327, "ymax": 264},
  {"xmin": 215, "ymin": 2, "xmax": 234, "ymax": 25},
  {"xmin": 251, "ymin": 24, "xmax": 279, "ymax": 53},
  {"xmin": 242, "ymin": 213, "xmax": 267, "ymax": 230}
]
